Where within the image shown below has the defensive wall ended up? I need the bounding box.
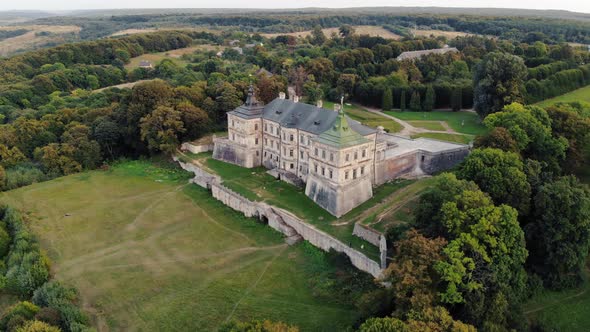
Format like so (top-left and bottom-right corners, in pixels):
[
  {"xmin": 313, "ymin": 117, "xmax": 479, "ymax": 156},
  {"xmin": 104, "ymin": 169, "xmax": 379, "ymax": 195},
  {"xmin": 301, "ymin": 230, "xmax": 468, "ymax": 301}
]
[{"xmin": 174, "ymin": 157, "xmax": 385, "ymax": 278}]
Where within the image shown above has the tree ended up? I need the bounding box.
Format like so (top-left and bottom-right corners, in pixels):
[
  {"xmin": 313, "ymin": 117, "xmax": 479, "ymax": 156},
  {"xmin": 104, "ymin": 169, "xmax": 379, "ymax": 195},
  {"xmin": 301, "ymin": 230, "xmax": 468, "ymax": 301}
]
[
  {"xmin": 302, "ymin": 80, "xmax": 323, "ymax": 104},
  {"xmin": 310, "ymin": 25, "xmax": 327, "ymax": 45},
  {"xmin": 256, "ymin": 74, "xmax": 285, "ymax": 104},
  {"xmin": 0, "ymin": 144, "xmax": 26, "ymax": 168},
  {"xmin": 451, "ymin": 87, "xmax": 462, "ymax": 111},
  {"xmin": 423, "ymin": 85, "xmax": 435, "ymax": 112},
  {"xmin": 382, "ymin": 88, "xmax": 393, "ymax": 111},
  {"xmin": 458, "ymin": 148, "xmax": 532, "ymax": 215},
  {"xmin": 176, "ymin": 101, "xmax": 209, "ymax": 141},
  {"xmin": 526, "ymin": 176, "xmax": 590, "ymax": 289},
  {"xmin": 339, "ymin": 25, "xmax": 355, "ymax": 38},
  {"xmin": 219, "ymin": 319, "xmax": 299, "ymax": 332},
  {"xmin": 409, "ymin": 91, "xmax": 421, "ymax": 112},
  {"xmin": 16, "ymin": 320, "xmax": 60, "ymax": 332},
  {"xmin": 383, "ymin": 229, "xmax": 446, "ymax": 315},
  {"xmin": 473, "ymin": 52, "xmax": 527, "ymax": 118},
  {"xmin": 359, "ymin": 307, "xmax": 476, "ymax": 332},
  {"xmin": 400, "ymin": 89, "xmax": 407, "ymax": 111},
  {"xmin": 140, "ymin": 106, "xmax": 186, "ymax": 154},
  {"xmin": 545, "ymin": 103, "xmax": 590, "ymax": 172},
  {"xmin": 0, "ymin": 165, "xmax": 5, "ymax": 190},
  {"xmin": 473, "ymin": 127, "xmax": 519, "ymax": 153},
  {"xmin": 34, "ymin": 144, "xmax": 82, "ymax": 176}
]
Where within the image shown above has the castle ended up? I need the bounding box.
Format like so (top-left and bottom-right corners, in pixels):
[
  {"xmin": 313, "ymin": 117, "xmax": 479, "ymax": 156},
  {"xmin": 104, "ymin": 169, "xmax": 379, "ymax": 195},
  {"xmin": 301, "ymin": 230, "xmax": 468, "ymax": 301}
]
[{"xmin": 213, "ymin": 87, "xmax": 470, "ymax": 217}]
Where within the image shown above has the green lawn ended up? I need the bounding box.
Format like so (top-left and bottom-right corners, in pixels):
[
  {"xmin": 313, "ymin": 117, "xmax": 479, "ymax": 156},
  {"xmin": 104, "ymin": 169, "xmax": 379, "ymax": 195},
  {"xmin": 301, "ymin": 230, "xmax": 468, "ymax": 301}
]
[
  {"xmin": 535, "ymin": 85, "xmax": 590, "ymax": 108},
  {"xmin": 406, "ymin": 120, "xmax": 446, "ymax": 131},
  {"xmin": 0, "ymin": 160, "xmax": 360, "ymax": 331},
  {"xmin": 525, "ymin": 274, "xmax": 590, "ymax": 331},
  {"xmin": 411, "ymin": 132, "xmax": 474, "ymax": 144},
  {"xmin": 323, "ymin": 101, "xmax": 403, "ymax": 133},
  {"xmin": 384, "ymin": 110, "xmax": 487, "ymax": 136}
]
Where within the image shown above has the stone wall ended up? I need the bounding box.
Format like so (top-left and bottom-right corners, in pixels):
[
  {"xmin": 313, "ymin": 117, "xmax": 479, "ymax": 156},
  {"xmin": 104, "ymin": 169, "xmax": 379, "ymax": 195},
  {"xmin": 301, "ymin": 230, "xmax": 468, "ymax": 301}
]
[
  {"xmin": 353, "ymin": 223, "xmax": 382, "ymax": 247},
  {"xmin": 420, "ymin": 148, "xmax": 469, "ymax": 174},
  {"xmin": 374, "ymin": 151, "xmax": 419, "ymax": 186},
  {"xmin": 176, "ymin": 158, "xmax": 384, "ymax": 278},
  {"xmin": 181, "ymin": 142, "xmax": 213, "ymax": 154},
  {"xmin": 212, "ymin": 137, "xmax": 253, "ymax": 168}
]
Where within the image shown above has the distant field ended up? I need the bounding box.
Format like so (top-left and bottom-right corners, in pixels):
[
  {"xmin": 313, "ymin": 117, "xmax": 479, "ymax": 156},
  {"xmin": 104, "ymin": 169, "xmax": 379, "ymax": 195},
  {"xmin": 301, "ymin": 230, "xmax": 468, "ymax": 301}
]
[
  {"xmin": 125, "ymin": 45, "xmax": 219, "ymax": 69},
  {"xmin": 0, "ymin": 25, "xmax": 81, "ymax": 56},
  {"xmin": 323, "ymin": 101, "xmax": 403, "ymax": 133},
  {"xmin": 410, "ymin": 29, "xmax": 472, "ymax": 38},
  {"xmin": 110, "ymin": 27, "xmax": 219, "ymax": 37},
  {"xmin": 261, "ymin": 25, "xmax": 401, "ymax": 40},
  {"xmin": 384, "ymin": 110, "xmax": 487, "ymax": 136},
  {"xmin": 0, "ymin": 160, "xmax": 359, "ymax": 331},
  {"xmin": 535, "ymin": 85, "xmax": 590, "ymax": 108}
]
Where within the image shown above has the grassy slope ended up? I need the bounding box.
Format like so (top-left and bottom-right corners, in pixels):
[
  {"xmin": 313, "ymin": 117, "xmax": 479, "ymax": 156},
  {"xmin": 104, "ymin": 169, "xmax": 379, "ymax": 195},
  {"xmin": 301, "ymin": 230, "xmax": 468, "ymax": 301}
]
[
  {"xmin": 411, "ymin": 132, "xmax": 474, "ymax": 144},
  {"xmin": 384, "ymin": 110, "xmax": 487, "ymax": 136},
  {"xmin": 535, "ymin": 85, "xmax": 590, "ymax": 108},
  {"xmin": 0, "ymin": 160, "xmax": 358, "ymax": 331},
  {"xmin": 125, "ymin": 45, "xmax": 219, "ymax": 70}
]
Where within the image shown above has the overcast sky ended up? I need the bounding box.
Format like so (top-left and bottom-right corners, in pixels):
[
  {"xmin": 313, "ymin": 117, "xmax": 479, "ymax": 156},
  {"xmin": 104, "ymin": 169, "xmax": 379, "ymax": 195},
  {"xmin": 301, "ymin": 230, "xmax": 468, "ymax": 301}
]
[{"xmin": 1, "ymin": 0, "xmax": 588, "ymax": 14}]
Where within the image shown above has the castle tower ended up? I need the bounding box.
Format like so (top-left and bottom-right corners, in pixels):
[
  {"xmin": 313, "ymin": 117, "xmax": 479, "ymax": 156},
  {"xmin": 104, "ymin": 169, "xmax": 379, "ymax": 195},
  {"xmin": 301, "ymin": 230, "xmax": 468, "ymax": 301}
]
[
  {"xmin": 305, "ymin": 106, "xmax": 374, "ymax": 217},
  {"xmin": 213, "ymin": 85, "xmax": 264, "ymax": 167}
]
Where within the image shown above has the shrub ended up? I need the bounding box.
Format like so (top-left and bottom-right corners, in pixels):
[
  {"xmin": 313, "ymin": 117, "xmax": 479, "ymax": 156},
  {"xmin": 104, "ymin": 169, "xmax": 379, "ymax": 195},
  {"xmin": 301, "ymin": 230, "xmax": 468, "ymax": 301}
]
[
  {"xmin": 32, "ymin": 282, "xmax": 89, "ymax": 332},
  {"xmin": 0, "ymin": 301, "xmax": 40, "ymax": 331},
  {"xmin": 16, "ymin": 320, "xmax": 61, "ymax": 332}
]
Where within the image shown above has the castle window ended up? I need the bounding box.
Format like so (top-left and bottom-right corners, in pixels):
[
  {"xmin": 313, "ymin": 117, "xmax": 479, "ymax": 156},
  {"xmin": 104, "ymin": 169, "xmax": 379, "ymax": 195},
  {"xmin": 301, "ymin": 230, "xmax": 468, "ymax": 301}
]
[
  {"xmin": 330, "ymin": 153, "xmax": 334, "ymax": 162},
  {"xmin": 300, "ymin": 135, "xmax": 304, "ymax": 144},
  {"xmin": 264, "ymin": 151, "xmax": 267, "ymax": 157},
  {"xmin": 322, "ymin": 150, "xmax": 326, "ymax": 159},
  {"xmin": 232, "ymin": 120, "xmax": 235, "ymax": 127},
  {"xmin": 361, "ymin": 166, "xmax": 365, "ymax": 175},
  {"xmin": 283, "ymin": 162, "xmax": 285, "ymax": 169},
  {"xmin": 256, "ymin": 151, "xmax": 259, "ymax": 156},
  {"xmin": 265, "ymin": 123, "xmax": 268, "ymax": 132},
  {"xmin": 290, "ymin": 134, "xmax": 294, "ymax": 141},
  {"xmin": 422, "ymin": 155, "xmax": 425, "ymax": 162},
  {"xmin": 290, "ymin": 150, "xmax": 294, "ymax": 157},
  {"xmin": 346, "ymin": 154, "xmax": 350, "ymax": 162},
  {"xmin": 255, "ymin": 138, "xmax": 259, "ymax": 145},
  {"xmin": 345, "ymin": 171, "xmax": 349, "ymax": 180},
  {"xmin": 314, "ymin": 148, "xmax": 318, "ymax": 156},
  {"xmin": 329, "ymin": 169, "xmax": 333, "ymax": 179},
  {"xmin": 321, "ymin": 167, "xmax": 325, "ymax": 176},
  {"xmin": 276, "ymin": 156, "xmax": 279, "ymax": 161},
  {"xmin": 255, "ymin": 124, "xmax": 258, "ymax": 130},
  {"xmin": 362, "ymin": 149, "xmax": 366, "ymax": 158},
  {"xmin": 314, "ymin": 164, "xmax": 318, "ymax": 173},
  {"xmin": 290, "ymin": 163, "xmax": 294, "ymax": 169},
  {"xmin": 353, "ymin": 169, "xmax": 357, "ymax": 179},
  {"xmin": 354, "ymin": 152, "xmax": 358, "ymax": 160},
  {"xmin": 265, "ymin": 138, "xmax": 268, "ymax": 145},
  {"xmin": 232, "ymin": 133, "xmax": 235, "ymax": 140},
  {"xmin": 300, "ymin": 151, "xmax": 304, "ymax": 159}
]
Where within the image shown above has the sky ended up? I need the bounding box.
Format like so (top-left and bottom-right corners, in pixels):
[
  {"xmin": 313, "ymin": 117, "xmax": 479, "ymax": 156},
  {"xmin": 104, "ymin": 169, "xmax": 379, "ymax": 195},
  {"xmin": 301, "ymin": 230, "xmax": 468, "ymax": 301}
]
[{"xmin": 0, "ymin": 0, "xmax": 588, "ymax": 14}]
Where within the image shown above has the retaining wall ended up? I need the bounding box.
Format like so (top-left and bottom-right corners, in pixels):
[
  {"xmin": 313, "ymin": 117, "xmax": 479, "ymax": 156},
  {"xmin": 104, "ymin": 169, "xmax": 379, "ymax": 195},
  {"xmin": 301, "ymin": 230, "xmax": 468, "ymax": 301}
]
[
  {"xmin": 181, "ymin": 142, "xmax": 213, "ymax": 154},
  {"xmin": 176, "ymin": 158, "xmax": 384, "ymax": 278}
]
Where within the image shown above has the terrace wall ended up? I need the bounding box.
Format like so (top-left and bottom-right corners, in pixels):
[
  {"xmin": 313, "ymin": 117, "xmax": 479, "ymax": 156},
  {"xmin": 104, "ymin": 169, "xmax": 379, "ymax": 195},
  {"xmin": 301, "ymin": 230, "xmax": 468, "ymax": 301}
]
[{"xmin": 175, "ymin": 158, "xmax": 385, "ymax": 278}]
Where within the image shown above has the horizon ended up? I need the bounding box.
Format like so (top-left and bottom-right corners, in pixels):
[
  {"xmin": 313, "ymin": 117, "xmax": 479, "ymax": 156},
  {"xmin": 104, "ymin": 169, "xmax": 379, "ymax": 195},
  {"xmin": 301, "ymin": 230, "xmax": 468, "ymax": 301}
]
[{"xmin": 1, "ymin": 2, "xmax": 589, "ymax": 15}]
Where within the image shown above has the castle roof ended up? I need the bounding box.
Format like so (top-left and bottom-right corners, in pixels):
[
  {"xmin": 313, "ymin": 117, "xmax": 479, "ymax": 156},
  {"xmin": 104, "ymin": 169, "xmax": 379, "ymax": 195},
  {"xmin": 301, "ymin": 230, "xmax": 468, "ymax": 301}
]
[
  {"xmin": 314, "ymin": 107, "xmax": 370, "ymax": 148},
  {"xmin": 229, "ymin": 96, "xmax": 376, "ymax": 138}
]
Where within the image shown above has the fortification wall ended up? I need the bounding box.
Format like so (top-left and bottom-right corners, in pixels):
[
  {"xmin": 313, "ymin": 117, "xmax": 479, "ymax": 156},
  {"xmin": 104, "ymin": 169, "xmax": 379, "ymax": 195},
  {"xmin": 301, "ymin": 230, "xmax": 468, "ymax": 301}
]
[
  {"xmin": 212, "ymin": 138, "xmax": 255, "ymax": 168},
  {"xmin": 176, "ymin": 158, "xmax": 384, "ymax": 278},
  {"xmin": 353, "ymin": 223, "xmax": 382, "ymax": 247},
  {"xmin": 181, "ymin": 142, "xmax": 213, "ymax": 154},
  {"xmin": 374, "ymin": 152, "xmax": 419, "ymax": 185},
  {"xmin": 420, "ymin": 148, "xmax": 469, "ymax": 174}
]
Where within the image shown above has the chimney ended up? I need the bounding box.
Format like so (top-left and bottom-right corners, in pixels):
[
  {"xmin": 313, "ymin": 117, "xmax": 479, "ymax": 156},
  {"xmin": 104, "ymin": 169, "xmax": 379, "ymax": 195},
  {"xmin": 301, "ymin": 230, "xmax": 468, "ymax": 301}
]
[
  {"xmin": 333, "ymin": 104, "xmax": 341, "ymax": 112},
  {"xmin": 293, "ymin": 95, "xmax": 299, "ymax": 103},
  {"xmin": 278, "ymin": 92, "xmax": 286, "ymax": 100},
  {"xmin": 316, "ymin": 100, "xmax": 323, "ymax": 108}
]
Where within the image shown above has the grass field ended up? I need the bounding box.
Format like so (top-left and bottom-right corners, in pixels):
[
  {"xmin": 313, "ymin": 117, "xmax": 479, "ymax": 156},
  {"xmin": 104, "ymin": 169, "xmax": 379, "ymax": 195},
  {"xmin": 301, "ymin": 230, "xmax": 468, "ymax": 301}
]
[
  {"xmin": 323, "ymin": 101, "xmax": 403, "ymax": 133},
  {"xmin": 410, "ymin": 29, "xmax": 472, "ymax": 38},
  {"xmin": 261, "ymin": 26, "xmax": 401, "ymax": 40},
  {"xmin": 535, "ymin": 85, "xmax": 590, "ymax": 108},
  {"xmin": 384, "ymin": 110, "xmax": 487, "ymax": 136},
  {"xmin": 525, "ymin": 267, "xmax": 590, "ymax": 331},
  {"xmin": 0, "ymin": 160, "xmax": 360, "ymax": 331},
  {"xmin": 0, "ymin": 25, "xmax": 81, "ymax": 56},
  {"xmin": 411, "ymin": 132, "xmax": 474, "ymax": 144},
  {"xmin": 125, "ymin": 45, "xmax": 219, "ymax": 70},
  {"xmin": 406, "ymin": 120, "xmax": 447, "ymax": 131}
]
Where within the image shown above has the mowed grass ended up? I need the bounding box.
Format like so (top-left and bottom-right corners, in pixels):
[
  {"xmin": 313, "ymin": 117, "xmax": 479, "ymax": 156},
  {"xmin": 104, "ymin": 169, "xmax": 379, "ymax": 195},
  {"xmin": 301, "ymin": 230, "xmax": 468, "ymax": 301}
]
[
  {"xmin": 535, "ymin": 85, "xmax": 590, "ymax": 108},
  {"xmin": 261, "ymin": 26, "xmax": 401, "ymax": 40},
  {"xmin": 384, "ymin": 110, "xmax": 487, "ymax": 136},
  {"xmin": 323, "ymin": 101, "xmax": 403, "ymax": 133},
  {"xmin": 0, "ymin": 160, "xmax": 359, "ymax": 331},
  {"xmin": 406, "ymin": 120, "xmax": 446, "ymax": 131},
  {"xmin": 411, "ymin": 132, "xmax": 474, "ymax": 144}
]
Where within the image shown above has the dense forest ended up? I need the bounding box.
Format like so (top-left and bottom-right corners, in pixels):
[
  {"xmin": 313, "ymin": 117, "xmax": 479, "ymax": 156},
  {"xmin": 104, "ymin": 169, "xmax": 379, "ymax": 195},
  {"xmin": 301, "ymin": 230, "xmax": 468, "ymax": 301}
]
[{"xmin": 0, "ymin": 17, "xmax": 589, "ymax": 331}]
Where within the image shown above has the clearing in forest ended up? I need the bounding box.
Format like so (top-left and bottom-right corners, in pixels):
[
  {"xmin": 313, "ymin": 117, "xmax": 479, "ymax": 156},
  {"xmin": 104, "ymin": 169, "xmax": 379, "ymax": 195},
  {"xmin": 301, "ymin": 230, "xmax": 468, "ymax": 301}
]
[
  {"xmin": 125, "ymin": 45, "xmax": 219, "ymax": 69},
  {"xmin": 0, "ymin": 25, "xmax": 81, "ymax": 56},
  {"xmin": 0, "ymin": 160, "xmax": 359, "ymax": 331},
  {"xmin": 261, "ymin": 26, "xmax": 402, "ymax": 40}
]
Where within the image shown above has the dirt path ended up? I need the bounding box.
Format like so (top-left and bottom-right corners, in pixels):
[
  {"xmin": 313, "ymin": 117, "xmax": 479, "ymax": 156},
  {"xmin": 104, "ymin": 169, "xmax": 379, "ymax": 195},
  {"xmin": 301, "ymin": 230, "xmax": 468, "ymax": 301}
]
[{"xmin": 524, "ymin": 287, "xmax": 589, "ymax": 315}]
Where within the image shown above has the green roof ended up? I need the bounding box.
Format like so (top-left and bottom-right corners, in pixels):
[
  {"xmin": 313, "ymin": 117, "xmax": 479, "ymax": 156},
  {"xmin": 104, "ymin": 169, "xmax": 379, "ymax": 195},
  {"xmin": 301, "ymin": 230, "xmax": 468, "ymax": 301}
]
[{"xmin": 314, "ymin": 107, "xmax": 370, "ymax": 148}]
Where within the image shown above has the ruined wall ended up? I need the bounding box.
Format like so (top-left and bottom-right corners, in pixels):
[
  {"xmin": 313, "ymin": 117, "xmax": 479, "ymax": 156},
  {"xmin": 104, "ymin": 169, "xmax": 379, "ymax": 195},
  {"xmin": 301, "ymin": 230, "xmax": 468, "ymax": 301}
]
[
  {"xmin": 353, "ymin": 223, "xmax": 382, "ymax": 247},
  {"xmin": 374, "ymin": 152, "xmax": 419, "ymax": 186},
  {"xmin": 212, "ymin": 137, "xmax": 254, "ymax": 168},
  {"xmin": 176, "ymin": 158, "xmax": 384, "ymax": 278}
]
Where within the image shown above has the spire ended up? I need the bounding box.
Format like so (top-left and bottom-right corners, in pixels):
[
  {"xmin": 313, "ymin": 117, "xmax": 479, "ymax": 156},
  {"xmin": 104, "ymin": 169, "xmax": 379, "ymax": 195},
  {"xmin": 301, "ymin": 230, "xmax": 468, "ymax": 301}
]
[
  {"xmin": 315, "ymin": 102, "xmax": 369, "ymax": 148},
  {"xmin": 245, "ymin": 84, "xmax": 258, "ymax": 107}
]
